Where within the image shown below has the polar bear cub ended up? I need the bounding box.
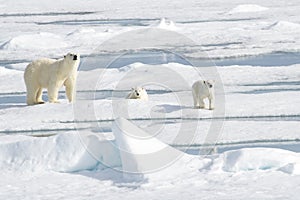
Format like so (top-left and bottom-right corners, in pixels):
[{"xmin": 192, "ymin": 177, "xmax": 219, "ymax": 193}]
[
  {"xmin": 126, "ymin": 87, "xmax": 149, "ymax": 100},
  {"xmin": 24, "ymin": 53, "xmax": 80, "ymax": 105},
  {"xmin": 192, "ymin": 80, "xmax": 215, "ymax": 110}
]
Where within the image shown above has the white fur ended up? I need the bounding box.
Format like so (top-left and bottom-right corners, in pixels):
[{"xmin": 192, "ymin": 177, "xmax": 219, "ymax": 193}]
[
  {"xmin": 24, "ymin": 53, "xmax": 80, "ymax": 105},
  {"xmin": 192, "ymin": 80, "xmax": 215, "ymax": 110},
  {"xmin": 126, "ymin": 87, "xmax": 148, "ymax": 100}
]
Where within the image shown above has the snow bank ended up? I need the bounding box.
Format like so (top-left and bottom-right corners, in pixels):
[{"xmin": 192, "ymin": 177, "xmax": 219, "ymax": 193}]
[
  {"xmin": 0, "ymin": 133, "xmax": 121, "ymax": 173},
  {"xmin": 112, "ymin": 118, "xmax": 300, "ymax": 176},
  {"xmin": 0, "ymin": 32, "xmax": 67, "ymax": 50},
  {"xmin": 1, "ymin": 126, "xmax": 300, "ymax": 177},
  {"xmin": 229, "ymin": 4, "xmax": 269, "ymax": 14},
  {"xmin": 219, "ymin": 148, "xmax": 300, "ymax": 174},
  {"xmin": 265, "ymin": 21, "xmax": 300, "ymax": 32},
  {"xmin": 112, "ymin": 117, "xmax": 184, "ymax": 174}
]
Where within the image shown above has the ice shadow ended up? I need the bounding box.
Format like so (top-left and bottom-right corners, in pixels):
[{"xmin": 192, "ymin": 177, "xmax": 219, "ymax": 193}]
[
  {"xmin": 36, "ymin": 18, "xmax": 158, "ymax": 26},
  {"xmin": 0, "ymin": 91, "xmax": 68, "ymax": 109},
  {"xmin": 236, "ymin": 80, "xmax": 300, "ymax": 94},
  {"xmin": 0, "ymin": 11, "xmax": 96, "ymax": 17},
  {"xmin": 178, "ymin": 17, "xmax": 261, "ymax": 24},
  {"xmin": 0, "ymin": 95, "xmax": 27, "ymax": 109},
  {"xmin": 181, "ymin": 140, "xmax": 300, "ymax": 155},
  {"xmin": 214, "ymin": 51, "xmax": 300, "ymax": 67},
  {"xmin": 75, "ymin": 168, "xmax": 148, "ymax": 189},
  {"xmin": 237, "ymin": 88, "xmax": 300, "ymax": 94},
  {"xmin": 156, "ymin": 104, "xmax": 192, "ymax": 113},
  {"xmin": 240, "ymin": 81, "xmax": 300, "ymax": 87}
]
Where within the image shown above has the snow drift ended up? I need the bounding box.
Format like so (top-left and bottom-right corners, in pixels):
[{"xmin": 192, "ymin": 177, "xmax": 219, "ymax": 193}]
[
  {"xmin": 229, "ymin": 4, "xmax": 269, "ymax": 14},
  {"xmin": 112, "ymin": 117, "xmax": 186, "ymax": 174},
  {"xmin": 219, "ymin": 148, "xmax": 300, "ymax": 174},
  {"xmin": 1, "ymin": 119, "xmax": 300, "ymax": 176},
  {"xmin": 0, "ymin": 32, "xmax": 67, "ymax": 50},
  {"xmin": 0, "ymin": 133, "xmax": 120, "ymax": 173},
  {"xmin": 264, "ymin": 21, "xmax": 300, "ymax": 32}
]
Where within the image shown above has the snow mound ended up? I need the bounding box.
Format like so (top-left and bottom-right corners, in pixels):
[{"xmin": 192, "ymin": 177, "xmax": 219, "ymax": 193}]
[
  {"xmin": 112, "ymin": 117, "xmax": 208, "ymax": 182},
  {"xmin": 0, "ymin": 32, "xmax": 67, "ymax": 50},
  {"xmin": 0, "ymin": 133, "xmax": 121, "ymax": 173},
  {"xmin": 112, "ymin": 117, "xmax": 185, "ymax": 174},
  {"xmin": 229, "ymin": 4, "xmax": 269, "ymax": 14},
  {"xmin": 220, "ymin": 148, "xmax": 300, "ymax": 174},
  {"xmin": 157, "ymin": 18, "xmax": 177, "ymax": 30},
  {"xmin": 265, "ymin": 21, "xmax": 300, "ymax": 31}
]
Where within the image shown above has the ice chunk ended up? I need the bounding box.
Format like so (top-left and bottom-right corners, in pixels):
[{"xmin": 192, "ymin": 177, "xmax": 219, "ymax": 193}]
[
  {"xmin": 220, "ymin": 148, "xmax": 300, "ymax": 174},
  {"xmin": 112, "ymin": 117, "xmax": 184, "ymax": 174}
]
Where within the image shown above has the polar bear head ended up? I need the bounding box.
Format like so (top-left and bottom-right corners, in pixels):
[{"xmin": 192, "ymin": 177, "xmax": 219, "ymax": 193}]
[
  {"xmin": 131, "ymin": 87, "xmax": 146, "ymax": 98},
  {"xmin": 64, "ymin": 53, "xmax": 80, "ymax": 64},
  {"xmin": 127, "ymin": 87, "xmax": 148, "ymax": 100},
  {"xmin": 203, "ymin": 80, "xmax": 215, "ymax": 89}
]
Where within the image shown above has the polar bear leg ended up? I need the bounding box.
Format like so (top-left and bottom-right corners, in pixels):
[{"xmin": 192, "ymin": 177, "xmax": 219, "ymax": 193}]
[
  {"xmin": 47, "ymin": 84, "xmax": 60, "ymax": 103},
  {"xmin": 64, "ymin": 78, "xmax": 75, "ymax": 102},
  {"xmin": 209, "ymin": 96, "xmax": 215, "ymax": 110},
  {"xmin": 192, "ymin": 90, "xmax": 199, "ymax": 108},
  {"xmin": 36, "ymin": 88, "xmax": 44, "ymax": 104},
  {"xmin": 199, "ymin": 97, "xmax": 205, "ymax": 109},
  {"xmin": 192, "ymin": 92, "xmax": 205, "ymax": 109},
  {"xmin": 26, "ymin": 84, "xmax": 39, "ymax": 105}
]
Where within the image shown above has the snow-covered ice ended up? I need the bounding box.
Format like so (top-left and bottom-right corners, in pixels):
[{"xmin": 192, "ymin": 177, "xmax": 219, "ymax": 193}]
[
  {"xmin": 0, "ymin": 0, "xmax": 300, "ymax": 199},
  {"xmin": 228, "ymin": 4, "xmax": 269, "ymax": 14}
]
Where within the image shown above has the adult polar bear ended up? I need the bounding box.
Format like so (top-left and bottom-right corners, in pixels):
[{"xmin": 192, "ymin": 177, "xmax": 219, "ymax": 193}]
[{"xmin": 24, "ymin": 53, "xmax": 80, "ymax": 105}]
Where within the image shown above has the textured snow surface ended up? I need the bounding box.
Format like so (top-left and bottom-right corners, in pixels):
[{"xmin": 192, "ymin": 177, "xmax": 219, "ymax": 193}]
[{"xmin": 0, "ymin": 0, "xmax": 300, "ymax": 199}]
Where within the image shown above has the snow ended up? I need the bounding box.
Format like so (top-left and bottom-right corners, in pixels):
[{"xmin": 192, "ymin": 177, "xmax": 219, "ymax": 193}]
[
  {"xmin": 0, "ymin": 0, "xmax": 300, "ymax": 199},
  {"xmin": 229, "ymin": 4, "xmax": 269, "ymax": 14},
  {"xmin": 1, "ymin": 128, "xmax": 300, "ymax": 199},
  {"xmin": 0, "ymin": 132, "xmax": 120, "ymax": 173},
  {"xmin": 220, "ymin": 148, "xmax": 300, "ymax": 174},
  {"xmin": 112, "ymin": 117, "xmax": 185, "ymax": 174},
  {"xmin": 265, "ymin": 21, "xmax": 300, "ymax": 32},
  {"xmin": 0, "ymin": 32, "xmax": 68, "ymax": 50}
]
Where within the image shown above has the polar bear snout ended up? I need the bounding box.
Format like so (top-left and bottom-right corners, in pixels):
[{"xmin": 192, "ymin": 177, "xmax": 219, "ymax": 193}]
[
  {"xmin": 73, "ymin": 55, "xmax": 78, "ymax": 61},
  {"xmin": 64, "ymin": 53, "xmax": 79, "ymax": 61},
  {"xmin": 135, "ymin": 91, "xmax": 140, "ymax": 96}
]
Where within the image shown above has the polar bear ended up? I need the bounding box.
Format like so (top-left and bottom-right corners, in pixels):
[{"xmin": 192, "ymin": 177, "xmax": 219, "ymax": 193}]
[
  {"xmin": 24, "ymin": 53, "xmax": 80, "ymax": 105},
  {"xmin": 192, "ymin": 80, "xmax": 215, "ymax": 110},
  {"xmin": 126, "ymin": 87, "xmax": 149, "ymax": 100}
]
